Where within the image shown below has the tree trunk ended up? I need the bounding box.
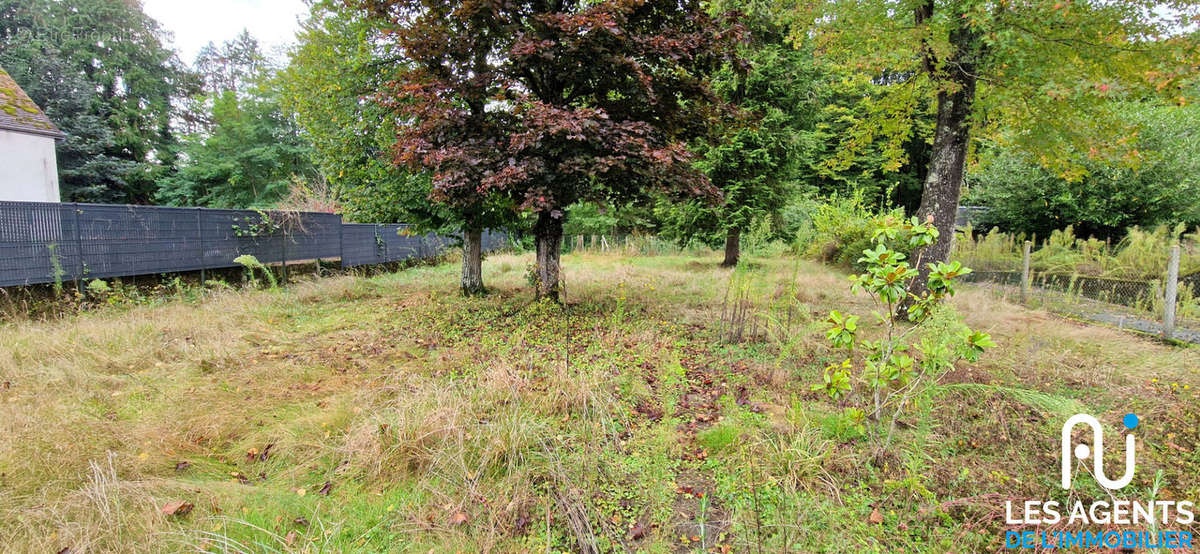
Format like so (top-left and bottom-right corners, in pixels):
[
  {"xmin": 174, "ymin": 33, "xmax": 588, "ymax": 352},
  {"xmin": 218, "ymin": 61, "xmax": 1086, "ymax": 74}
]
[
  {"xmin": 534, "ymin": 211, "xmax": 564, "ymax": 302},
  {"xmin": 902, "ymin": 15, "xmax": 980, "ymax": 315},
  {"xmin": 721, "ymin": 227, "xmax": 741, "ymax": 267},
  {"xmin": 461, "ymin": 229, "xmax": 485, "ymax": 296}
]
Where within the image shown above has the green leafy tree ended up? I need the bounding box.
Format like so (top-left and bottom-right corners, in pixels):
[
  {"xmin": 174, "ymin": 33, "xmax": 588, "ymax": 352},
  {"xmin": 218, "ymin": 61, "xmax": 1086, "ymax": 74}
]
[
  {"xmin": 194, "ymin": 30, "xmax": 267, "ymax": 97},
  {"xmin": 159, "ymin": 32, "xmax": 312, "ymax": 209},
  {"xmin": 1, "ymin": 0, "xmax": 189, "ymax": 203},
  {"xmin": 157, "ymin": 83, "xmax": 313, "ymax": 208},
  {"xmin": 281, "ymin": 0, "xmax": 452, "ymax": 228},
  {"xmin": 804, "ymin": 70, "xmax": 934, "ymax": 214},
  {"xmin": 176, "ymin": 29, "xmax": 270, "ymax": 136},
  {"xmin": 969, "ymin": 101, "xmax": 1200, "ymax": 240},
  {"xmin": 657, "ymin": 4, "xmax": 823, "ymax": 266},
  {"xmin": 364, "ymin": 0, "xmax": 734, "ymax": 300},
  {"xmin": 789, "ymin": 0, "xmax": 1200, "ymax": 307}
]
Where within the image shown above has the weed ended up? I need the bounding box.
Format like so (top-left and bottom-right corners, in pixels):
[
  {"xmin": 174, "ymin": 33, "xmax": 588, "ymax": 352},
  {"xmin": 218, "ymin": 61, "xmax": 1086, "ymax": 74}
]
[{"xmin": 234, "ymin": 254, "xmax": 278, "ymax": 289}]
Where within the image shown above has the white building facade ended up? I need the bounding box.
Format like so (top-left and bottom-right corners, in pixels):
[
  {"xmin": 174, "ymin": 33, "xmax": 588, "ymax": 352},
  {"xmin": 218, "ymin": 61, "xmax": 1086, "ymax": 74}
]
[{"xmin": 0, "ymin": 68, "xmax": 64, "ymax": 203}]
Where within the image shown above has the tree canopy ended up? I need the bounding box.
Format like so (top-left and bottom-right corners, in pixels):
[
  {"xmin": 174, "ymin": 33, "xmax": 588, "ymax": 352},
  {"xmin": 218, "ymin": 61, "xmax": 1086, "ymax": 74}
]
[
  {"xmin": 364, "ymin": 0, "xmax": 736, "ymax": 299},
  {"xmin": 281, "ymin": 0, "xmax": 452, "ymax": 228},
  {"xmin": 158, "ymin": 33, "xmax": 313, "ymax": 208},
  {"xmin": 969, "ymin": 100, "xmax": 1200, "ymax": 240},
  {"xmin": 656, "ymin": 5, "xmax": 824, "ymax": 266},
  {"xmin": 0, "ymin": 0, "xmax": 189, "ymax": 203},
  {"xmin": 789, "ymin": 0, "xmax": 1200, "ymax": 305}
]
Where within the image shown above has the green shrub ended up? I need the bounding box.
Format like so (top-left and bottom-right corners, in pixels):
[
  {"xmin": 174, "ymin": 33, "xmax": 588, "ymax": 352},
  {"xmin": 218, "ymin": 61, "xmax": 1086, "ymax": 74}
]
[
  {"xmin": 953, "ymin": 223, "xmax": 1199, "ymax": 279},
  {"xmin": 812, "ymin": 215, "xmax": 994, "ymax": 456},
  {"xmin": 800, "ymin": 193, "xmax": 908, "ymax": 270},
  {"xmin": 816, "ymin": 407, "xmax": 867, "ymax": 442},
  {"xmin": 86, "ymin": 279, "xmax": 111, "ymax": 296}
]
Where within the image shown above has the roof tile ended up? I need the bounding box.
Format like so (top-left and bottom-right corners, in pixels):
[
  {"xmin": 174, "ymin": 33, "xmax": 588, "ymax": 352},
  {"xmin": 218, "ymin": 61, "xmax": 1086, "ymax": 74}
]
[{"xmin": 0, "ymin": 66, "xmax": 65, "ymax": 139}]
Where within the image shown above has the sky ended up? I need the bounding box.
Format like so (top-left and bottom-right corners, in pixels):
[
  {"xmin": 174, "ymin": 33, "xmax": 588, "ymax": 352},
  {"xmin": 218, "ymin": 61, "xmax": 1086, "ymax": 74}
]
[{"xmin": 141, "ymin": 0, "xmax": 308, "ymax": 65}]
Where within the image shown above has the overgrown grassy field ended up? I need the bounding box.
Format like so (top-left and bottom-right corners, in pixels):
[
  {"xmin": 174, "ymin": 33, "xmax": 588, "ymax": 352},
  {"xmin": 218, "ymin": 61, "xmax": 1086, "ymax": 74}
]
[{"xmin": 1, "ymin": 251, "xmax": 1197, "ymax": 552}]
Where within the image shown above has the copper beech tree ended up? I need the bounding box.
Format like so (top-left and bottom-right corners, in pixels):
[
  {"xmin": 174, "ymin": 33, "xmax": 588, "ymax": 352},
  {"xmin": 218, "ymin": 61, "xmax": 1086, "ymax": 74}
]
[{"xmin": 363, "ymin": 0, "xmax": 737, "ymax": 300}]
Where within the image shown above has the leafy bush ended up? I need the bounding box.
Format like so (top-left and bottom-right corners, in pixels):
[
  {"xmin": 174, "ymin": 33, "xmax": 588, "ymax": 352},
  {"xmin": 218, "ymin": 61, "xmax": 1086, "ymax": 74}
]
[
  {"xmin": 234, "ymin": 255, "xmax": 277, "ymax": 289},
  {"xmin": 85, "ymin": 279, "xmax": 111, "ymax": 296},
  {"xmin": 816, "ymin": 407, "xmax": 867, "ymax": 442},
  {"xmin": 812, "ymin": 216, "xmax": 994, "ymax": 456},
  {"xmin": 800, "ymin": 193, "xmax": 908, "ymax": 270}
]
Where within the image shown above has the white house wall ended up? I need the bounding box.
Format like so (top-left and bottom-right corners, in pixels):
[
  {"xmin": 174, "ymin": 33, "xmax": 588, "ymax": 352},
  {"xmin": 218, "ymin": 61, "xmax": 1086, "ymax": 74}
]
[{"xmin": 0, "ymin": 128, "xmax": 60, "ymax": 203}]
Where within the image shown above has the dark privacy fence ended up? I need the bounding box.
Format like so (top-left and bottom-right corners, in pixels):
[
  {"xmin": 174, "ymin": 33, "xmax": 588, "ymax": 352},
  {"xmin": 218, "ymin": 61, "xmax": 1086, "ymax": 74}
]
[
  {"xmin": 340, "ymin": 224, "xmax": 507, "ymax": 267},
  {"xmin": 0, "ymin": 201, "xmax": 506, "ymax": 288}
]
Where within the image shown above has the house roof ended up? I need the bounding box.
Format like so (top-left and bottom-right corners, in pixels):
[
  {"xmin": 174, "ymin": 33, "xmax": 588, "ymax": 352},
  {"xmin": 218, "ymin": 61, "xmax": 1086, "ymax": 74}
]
[{"xmin": 0, "ymin": 67, "xmax": 65, "ymax": 140}]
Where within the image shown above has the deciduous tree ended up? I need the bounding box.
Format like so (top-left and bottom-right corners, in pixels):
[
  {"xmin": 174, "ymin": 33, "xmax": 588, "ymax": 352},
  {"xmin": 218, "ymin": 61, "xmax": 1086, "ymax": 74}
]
[
  {"xmin": 789, "ymin": 0, "xmax": 1200, "ymax": 308},
  {"xmin": 157, "ymin": 84, "xmax": 314, "ymax": 208},
  {"xmin": 364, "ymin": 0, "xmax": 735, "ymax": 300},
  {"xmin": 970, "ymin": 101, "xmax": 1200, "ymax": 240},
  {"xmin": 282, "ymin": 0, "xmax": 457, "ymax": 231},
  {"xmin": 159, "ymin": 32, "xmax": 312, "ymax": 208}
]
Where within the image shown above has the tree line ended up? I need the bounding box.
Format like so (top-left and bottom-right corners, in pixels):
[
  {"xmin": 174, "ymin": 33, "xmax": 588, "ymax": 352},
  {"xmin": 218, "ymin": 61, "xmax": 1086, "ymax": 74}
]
[{"xmin": 1, "ymin": 0, "xmax": 1196, "ymax": 300}]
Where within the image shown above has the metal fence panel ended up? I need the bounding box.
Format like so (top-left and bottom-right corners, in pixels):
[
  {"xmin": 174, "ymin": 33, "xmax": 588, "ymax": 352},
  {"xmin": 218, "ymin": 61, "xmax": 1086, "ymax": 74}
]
[
  {"xmin": 74, "ymin": 204, "xmax": 205, "ymax": 279},
  {"xmin": 0, "ymin": 200, "xmax": 507, "ymax": 287},
  {"xmin": 0, "ymin": 202, "xmax": 79, "ymax": 287},
  {"xmin": 341, "ymin": 224, "xmax": 450, "ymax": 267}
]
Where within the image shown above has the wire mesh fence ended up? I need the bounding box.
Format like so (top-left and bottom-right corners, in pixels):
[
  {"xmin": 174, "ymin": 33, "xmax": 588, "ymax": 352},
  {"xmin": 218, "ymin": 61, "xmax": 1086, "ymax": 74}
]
[
  {"xmin": 560, "ymin": 233, "xmax": 702, "ymax": 256},
  {"xmin": 0, "ymin": 201, "xmax": 507, "ymax": 288},
  {"xmin": 958, "ymin": 240, "xmax": 1199, "ymax": 343},
  {"xmin": 340, "ymin": 224, "xmax": 506, "ymax": 268}
]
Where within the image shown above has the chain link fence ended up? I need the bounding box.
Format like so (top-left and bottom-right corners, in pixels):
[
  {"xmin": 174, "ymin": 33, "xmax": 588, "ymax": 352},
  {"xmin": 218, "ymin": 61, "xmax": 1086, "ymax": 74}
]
[
  {"xmin": 0, "ymin": 201, "xmax": 506, "ymax": 289},
  {"xmin": 959, "ymin": 240, "xmax": 1199, "ymax": 343}
]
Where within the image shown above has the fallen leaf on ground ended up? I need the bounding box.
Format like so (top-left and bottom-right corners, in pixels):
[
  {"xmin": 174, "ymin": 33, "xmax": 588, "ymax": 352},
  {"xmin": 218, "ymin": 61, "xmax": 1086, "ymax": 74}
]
[
  {"xmin": 629, "ymin": 522, "xmax": 647, "ymax": 540},
  {"xmin": 173, "ymin": 461, "xmax": 190, "ymax": 472},
  {"xmin": 1167, "ymin": 441, "xmax": 1192, "ymax": 453},
  {"xmin": 161, "ymin": 500, "xmax": 194, "ymax": 517},
  {"xmin": 285, "ymin": 531, "xmax": 297, "ymax": 546},
  {"xmin": 318, "ymin": 481, "xmax": 333, "ymax": 495},
  {"xmin": 868, "ymin": 508, "xmax": 884, "ymax": 525},
  {"xmin": 449, "ymin": 511, "xmax": 469, "ymax": 525}
]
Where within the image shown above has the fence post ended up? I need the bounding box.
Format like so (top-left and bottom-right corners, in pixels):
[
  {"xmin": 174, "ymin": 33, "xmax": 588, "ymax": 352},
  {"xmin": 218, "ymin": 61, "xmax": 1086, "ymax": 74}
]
[
  {"xmin": 280, "ymin": 221, "xmax": 288, "ymax": 286},
  {"xmin": 196, "ymin": 207, "xmax": 205, "ymax": 283},
  {"xmin": 72, "ymin": 203, "xmax": 84, "ymax": 294},
  {"xmin": 1020, "ymin": 240, "xmax": 1032, "ymax": 303},
  {"xmin": 1163, "ymin": 243, "xmax": 1180, "ymax": 340},
  {"xmin": 338, "ymin": 216, "xmax": 345, "ymax": 270}
]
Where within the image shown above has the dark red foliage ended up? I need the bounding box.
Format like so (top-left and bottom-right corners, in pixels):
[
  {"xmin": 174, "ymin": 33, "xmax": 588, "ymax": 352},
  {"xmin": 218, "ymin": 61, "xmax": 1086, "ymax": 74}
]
[{"xmin": 362, "ymin": 0, "xmax": 739, "ymax": 219}]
